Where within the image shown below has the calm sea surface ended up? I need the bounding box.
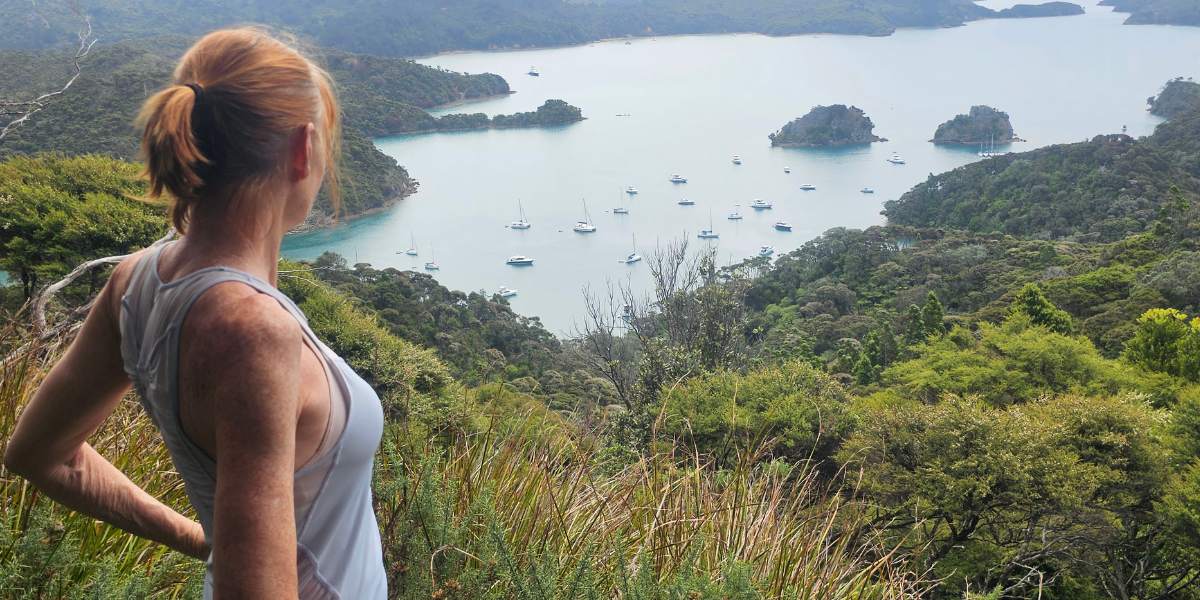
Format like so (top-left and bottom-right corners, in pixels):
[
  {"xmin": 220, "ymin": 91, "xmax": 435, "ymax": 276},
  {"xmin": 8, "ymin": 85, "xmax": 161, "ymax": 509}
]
[{"xmin": 282, "ymin": 0, "xmax": 1200, "ymax": 334}]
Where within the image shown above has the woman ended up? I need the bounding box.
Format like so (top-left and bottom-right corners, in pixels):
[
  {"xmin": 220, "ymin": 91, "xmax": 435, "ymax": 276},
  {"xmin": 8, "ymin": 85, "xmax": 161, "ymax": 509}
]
[{"xmin": 3, "ymin": 28, "xmax": 387, "ymax": 598}]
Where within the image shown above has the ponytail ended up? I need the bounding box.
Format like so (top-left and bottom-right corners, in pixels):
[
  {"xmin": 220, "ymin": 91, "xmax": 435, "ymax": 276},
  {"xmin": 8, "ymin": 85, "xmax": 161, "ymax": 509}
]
[{"xmin": 138, "ymin": 84, "xmax": 209, "ymax": 230}]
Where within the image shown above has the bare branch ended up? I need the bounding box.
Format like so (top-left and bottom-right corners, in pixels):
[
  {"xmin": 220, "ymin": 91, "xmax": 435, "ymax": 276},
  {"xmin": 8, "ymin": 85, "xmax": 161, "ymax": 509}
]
[
  {"xmin": 0, "ymin": 1, "xmax": 98, "ymax": 142},
  {"xmin": 31, "ymin": 230, "xmax": 175, "ymax": 337}
]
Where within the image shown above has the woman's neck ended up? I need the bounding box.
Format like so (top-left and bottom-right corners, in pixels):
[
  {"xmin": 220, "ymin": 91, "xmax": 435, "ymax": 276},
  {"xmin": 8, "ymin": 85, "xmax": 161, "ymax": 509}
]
[{"xmin": 172, "ymin": 193, "xmax": 291, "ymax": 286}]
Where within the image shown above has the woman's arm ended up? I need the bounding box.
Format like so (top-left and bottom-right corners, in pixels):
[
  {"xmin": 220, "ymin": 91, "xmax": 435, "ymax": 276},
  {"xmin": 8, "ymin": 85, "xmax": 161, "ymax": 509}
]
[
  {"xmin": 3, "ymin": 260, "xmax": 208, "ymax": 559},
  {"xmin": 185, "ymin": 288, "xmax": 304, "ymax": 598}
]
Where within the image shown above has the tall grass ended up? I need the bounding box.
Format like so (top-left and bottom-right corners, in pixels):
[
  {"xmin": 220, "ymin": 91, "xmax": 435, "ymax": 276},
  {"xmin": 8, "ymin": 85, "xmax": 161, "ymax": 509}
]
[{"xmin": 374, "ymin": 390, "xmax": 925, "ymax": 599}]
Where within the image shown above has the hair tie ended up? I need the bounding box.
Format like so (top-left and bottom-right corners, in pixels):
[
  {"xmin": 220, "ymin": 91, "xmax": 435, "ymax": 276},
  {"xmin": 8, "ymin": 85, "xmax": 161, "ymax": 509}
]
[{"xmin": 184, "ymin": 83, "xmax": 204, "ymax": 100}]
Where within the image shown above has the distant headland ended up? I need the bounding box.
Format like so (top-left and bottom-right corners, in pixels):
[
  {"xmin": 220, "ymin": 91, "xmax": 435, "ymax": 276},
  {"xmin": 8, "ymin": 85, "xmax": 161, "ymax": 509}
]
[{"xmin": 1148, "ymin": 78, "xmax": 1200, "ymax": 120}]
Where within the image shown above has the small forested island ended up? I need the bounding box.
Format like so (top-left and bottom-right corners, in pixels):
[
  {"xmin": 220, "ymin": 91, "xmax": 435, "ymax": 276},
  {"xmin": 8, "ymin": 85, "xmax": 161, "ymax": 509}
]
[
  {"xmin": 422, "ymin": 100, "xmax": 585, "ymax": 133},
  {"xmin": 931, "ymin": 105, "xmax": 1016, "ymax": 145},
  {"xmin": 994, "ymin": 2, "xmax": 1085, "ymax": 18},
  {"xmin": 769, "ymin": 105, "xmax": 883, "ymax": 147},
  {"xmin": 1148, "ymin": 77, "xmax": 1200, "ymax": 119}
]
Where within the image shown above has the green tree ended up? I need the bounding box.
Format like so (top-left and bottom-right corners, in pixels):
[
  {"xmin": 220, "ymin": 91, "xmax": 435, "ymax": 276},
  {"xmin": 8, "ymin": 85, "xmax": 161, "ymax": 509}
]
[
  {"xmin": 1010, "ymin": 283, "xmax": 1073, "ymax": 334},
  {"xmin": 919, "ymin": 291, "xmax": 946, "ymax": 336},
  {"xmin": 0, "ymin": 154, "xmax": 167, "ymax": 298},
  {"xmin": 1123, "ymin": 308, "xmax": 1200, "ymax": 381}
]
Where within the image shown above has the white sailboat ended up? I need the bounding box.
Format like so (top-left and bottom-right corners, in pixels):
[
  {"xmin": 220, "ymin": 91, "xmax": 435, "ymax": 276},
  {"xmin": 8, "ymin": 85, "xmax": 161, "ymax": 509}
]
[
  {"xmin": 400, "ymin": 232, "xmax": 418, "ymax": 256},
  {"xmin": 510, "ymin": 200, "xmax": 531, "ymax": 229},
  {"xmin": 573, "ymin": 199, "xmax": 597, "ymax": 233},
  {"xmin": 698, "ymin": 209, "xmax": 719, "ymax": 239},
  {"xmin": 424, "ymin": 247, "xmax": 440, "ymax": 271},
  {"xmin": 728, "ymin": 204, "xmax": 743, "ymax": 220},
  {"xmin": 613, "ymin": 189, "xmax": 629, "ymax": 215},
  {"xmin": 623, "ymin": 234, "xmax": 642, "ymax": 264}
]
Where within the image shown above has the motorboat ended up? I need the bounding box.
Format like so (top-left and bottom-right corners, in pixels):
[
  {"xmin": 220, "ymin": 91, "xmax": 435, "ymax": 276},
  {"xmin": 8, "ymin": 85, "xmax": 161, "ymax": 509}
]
[
  {"xmin": 677, "ymin": 198, "xmax": 695, "ymax": 206},
  {"xmin": 728, "ymin": 209, "xmax": 743, "ymax": 220},
  {"xmin": 799, "ymin": 184, "xmax": 816, "ymax": 191},
  {"xmin": 506, "ymin": 255, "xmax": 535, "ymax": 266},
  {"xmin": 750, "ymin": 199, "xmax": 772, "ymax": 210},
  {"xmin": 732, "ymin": 155, "xmax": 742, "ymax": 165},
  {"xmin": 774, "ymin": 221, "xmax": 793, "ymax": 231},
  {"xmin": 783, "ymin": 167, "xmax": 791, "ymax": 174},
  {"xmin": 861, "ymin": 187, "xmax": 875, "ymax": 194},
  {"xmin": 670, "ymin": 174, "xmax": 688, "ymax": 183},
  {"xmin": 497, "ymin": 286, "xmax": 518, "ymax": 298},
  {"xmin": 625, "ymin": 185, "xmax": 639, "ymax": 195},
  {"xmin": 613, "ymin": 207, "xmax": 629, "ymax": 214},
  {"xmin": 759, "ymin": 245, "xmax": 775, "ymax": 257},
  {"xmin": 887, "ymin": 153, "xmax": 906, "ymax": 165},
  {"xmin": 527, "ymin": 66, "xmax": 540, "ymax": 76}
]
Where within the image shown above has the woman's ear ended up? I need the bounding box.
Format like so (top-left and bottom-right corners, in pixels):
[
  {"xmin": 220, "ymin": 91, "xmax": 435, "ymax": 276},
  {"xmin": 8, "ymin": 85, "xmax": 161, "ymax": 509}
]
[{"xmin": 289, "ymin": 123, "xmax": 317, "ymax": 182}]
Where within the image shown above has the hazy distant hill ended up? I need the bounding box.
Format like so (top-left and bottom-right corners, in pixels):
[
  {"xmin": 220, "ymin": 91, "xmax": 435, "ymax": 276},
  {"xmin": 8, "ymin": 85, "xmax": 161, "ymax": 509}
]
[
  {"xmin": 1100, "ymin": 0, "xmax": 1200, "ymax": 26},
  {"xmin": 0, "ymin": 0, "xmax": 1085, "ymax": 57}
]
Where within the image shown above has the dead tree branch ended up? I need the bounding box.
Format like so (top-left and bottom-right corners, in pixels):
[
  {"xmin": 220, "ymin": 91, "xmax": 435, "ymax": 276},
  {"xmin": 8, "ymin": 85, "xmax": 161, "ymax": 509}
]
[{"xmin": 0, "ymin": 1, "xmax": 97, "ymax": 142}]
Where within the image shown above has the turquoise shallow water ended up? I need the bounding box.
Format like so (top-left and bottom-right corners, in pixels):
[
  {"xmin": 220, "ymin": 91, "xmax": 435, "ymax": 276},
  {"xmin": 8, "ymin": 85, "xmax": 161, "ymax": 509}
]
[{"xmin": 283, "ymin": 0, "xmax": 1200, "ymax": 334}]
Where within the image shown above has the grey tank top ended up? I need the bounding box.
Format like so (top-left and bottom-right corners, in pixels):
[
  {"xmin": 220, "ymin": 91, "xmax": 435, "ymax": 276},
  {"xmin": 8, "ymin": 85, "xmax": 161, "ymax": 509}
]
[{"xmin": 118, "ymin": 241, "xmax": 387, "ymax": 599}]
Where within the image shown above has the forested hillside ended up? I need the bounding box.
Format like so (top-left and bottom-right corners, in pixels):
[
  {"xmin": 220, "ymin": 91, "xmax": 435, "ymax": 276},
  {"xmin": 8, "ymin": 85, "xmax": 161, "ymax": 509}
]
[{"xmin": 0, "ymin": 0, "xmax": 1085, "ymax": 57}]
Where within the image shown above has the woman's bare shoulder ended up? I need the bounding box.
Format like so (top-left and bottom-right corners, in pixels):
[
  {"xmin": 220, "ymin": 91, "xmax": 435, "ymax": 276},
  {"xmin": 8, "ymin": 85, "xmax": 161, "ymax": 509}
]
[{"xmin": 184, "ymin": 283, "xmax": 303, "ymax": 368}]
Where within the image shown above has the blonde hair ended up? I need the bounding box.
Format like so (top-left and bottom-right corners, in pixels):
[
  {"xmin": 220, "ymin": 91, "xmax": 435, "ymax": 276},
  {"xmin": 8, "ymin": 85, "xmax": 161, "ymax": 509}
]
[{"xmin": 136, "ymin": 27, "xmax": 341, "ymax": 232}]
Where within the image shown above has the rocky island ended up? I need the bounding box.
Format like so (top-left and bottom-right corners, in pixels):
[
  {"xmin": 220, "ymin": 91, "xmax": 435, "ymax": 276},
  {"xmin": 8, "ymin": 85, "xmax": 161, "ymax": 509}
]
[
  {"xmin": 994, "ymin": 2, "xmax": 1085, "ymax": 18},
  {"xmin": 932, "ymin": 105, "xmax": 1017, "ymax": 145},
  {"xmin": 769, "ymin": 105, "xmax": 884, "ymax": 147},
  {"xmin": 1148, "ymin": 78, "xmax": 1200, "ymax": 120}
]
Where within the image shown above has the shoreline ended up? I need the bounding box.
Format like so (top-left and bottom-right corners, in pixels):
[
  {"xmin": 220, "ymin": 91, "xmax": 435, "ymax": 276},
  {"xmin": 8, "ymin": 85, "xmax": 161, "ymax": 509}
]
[{"xmin": 291, "ymin": 190, "xmax": 413, "ymax": 235}]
